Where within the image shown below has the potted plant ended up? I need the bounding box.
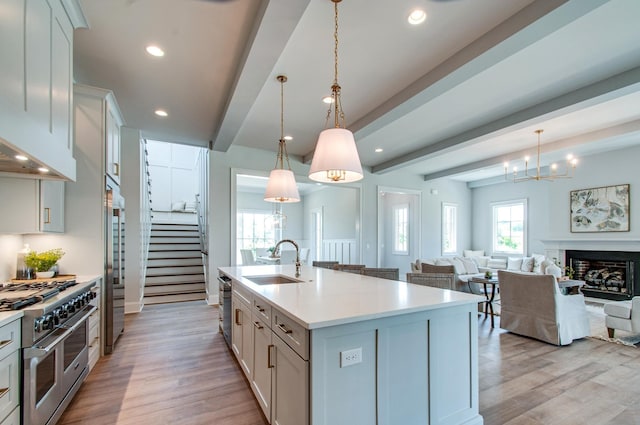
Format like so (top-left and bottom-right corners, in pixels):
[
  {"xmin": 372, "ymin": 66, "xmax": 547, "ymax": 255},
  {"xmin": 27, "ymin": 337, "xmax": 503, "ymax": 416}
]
[{"xmin": 24, "ymin": 248, "xmax": 65, "ymax": 278}]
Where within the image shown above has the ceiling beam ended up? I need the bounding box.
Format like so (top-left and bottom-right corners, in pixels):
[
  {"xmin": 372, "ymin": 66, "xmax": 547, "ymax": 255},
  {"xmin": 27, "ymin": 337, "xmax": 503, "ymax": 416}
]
[
  {"xmin": 211, "ymin": 0, "xmax": 311, "ymax": 152},
  {"xmin": 423, "ymin": 119, "xmax": 640, "ymax": 182},
  {"xmin": 371, "ymin": 65, "xmax": 640, "ymax": 174}
]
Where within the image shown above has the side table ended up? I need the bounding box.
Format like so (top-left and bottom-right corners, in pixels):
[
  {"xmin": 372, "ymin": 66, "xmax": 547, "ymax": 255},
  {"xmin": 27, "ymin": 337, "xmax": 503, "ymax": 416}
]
[{"xmin": 470, "ymin": 276, "xmax": 499, "ymax": 328}]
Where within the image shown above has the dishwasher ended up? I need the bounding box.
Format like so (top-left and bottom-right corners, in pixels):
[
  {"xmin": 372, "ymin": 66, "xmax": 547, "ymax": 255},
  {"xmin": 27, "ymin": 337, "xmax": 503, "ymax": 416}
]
[{"xmin": 218, "ymin": 273, "xmax": 232, "ymax": 346}]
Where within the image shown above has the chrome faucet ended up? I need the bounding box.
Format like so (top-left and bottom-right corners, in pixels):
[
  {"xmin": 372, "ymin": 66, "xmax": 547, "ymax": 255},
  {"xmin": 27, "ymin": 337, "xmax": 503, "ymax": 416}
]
[{"xmin": 272, "ymin": 239, "xmax": 301, "ymax": 277}]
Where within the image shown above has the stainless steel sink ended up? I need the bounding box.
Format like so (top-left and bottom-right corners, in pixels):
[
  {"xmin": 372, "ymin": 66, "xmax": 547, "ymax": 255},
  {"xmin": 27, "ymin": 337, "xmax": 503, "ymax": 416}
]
[{"xmin": 245, "ymin": 274, "xmax": 302, "ymax": 285}]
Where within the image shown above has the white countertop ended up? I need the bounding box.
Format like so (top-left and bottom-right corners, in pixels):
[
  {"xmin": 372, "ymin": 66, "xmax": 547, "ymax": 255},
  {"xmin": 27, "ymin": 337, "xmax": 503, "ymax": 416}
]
[
  {"xmin": 0, "ymin": 310, "xmax": 23, "ymax": 327},
  {"xmin": 219, "ymin": 265, "xmax": 483, "ymax": 330}
]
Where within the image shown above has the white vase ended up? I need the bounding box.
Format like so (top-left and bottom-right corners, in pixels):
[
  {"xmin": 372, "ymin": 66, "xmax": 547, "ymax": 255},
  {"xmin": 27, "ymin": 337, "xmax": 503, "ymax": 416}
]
[{"xmin": 36, "ymin": 271, "xmax": 55, "ymax": 279}]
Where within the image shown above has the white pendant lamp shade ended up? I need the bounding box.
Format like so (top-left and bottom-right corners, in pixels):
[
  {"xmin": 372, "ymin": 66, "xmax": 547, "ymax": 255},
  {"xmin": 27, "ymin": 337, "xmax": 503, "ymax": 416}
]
[
  {"xmin": 309, "ymin": 128, "xmax": 363, "ymax": 183},
  {"xmin": 264, "ymin": 168, "xmax": 300, "ymax": 203}
]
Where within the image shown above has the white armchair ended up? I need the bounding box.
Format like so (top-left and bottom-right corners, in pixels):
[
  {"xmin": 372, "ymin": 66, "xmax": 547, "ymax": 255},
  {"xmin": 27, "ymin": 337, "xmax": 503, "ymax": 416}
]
[
  {"xmin": 604, "ymin": 297, "xmax": 640, "ymax": 338},
  {"xmin": 498, "ymin": 271, "xmax": 590, "ymax": 345}
]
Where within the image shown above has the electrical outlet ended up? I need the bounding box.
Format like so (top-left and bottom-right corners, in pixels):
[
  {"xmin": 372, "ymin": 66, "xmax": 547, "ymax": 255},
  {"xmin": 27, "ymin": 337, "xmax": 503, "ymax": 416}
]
[{"xmin": 340, "ymin": 347, "xmax": 362, "ymax": 368}]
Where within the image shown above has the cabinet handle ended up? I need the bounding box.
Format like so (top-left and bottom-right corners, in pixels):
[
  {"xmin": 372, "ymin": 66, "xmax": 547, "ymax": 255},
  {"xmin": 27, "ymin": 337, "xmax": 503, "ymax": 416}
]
[
  {"xmin": 235, "ymin": 309, "xmax": 241, "ymax": 325},
  {"xmin": 0, "ymin": 387, "xmax": 9, "ymax": 400},
  {"xmin": 114, "ymin": 163, "xmax": 120, "ymax": 176},
  {"xmin": 267, "ymin": 344, "xmax": 275, "ymax": 369},
  {"xmin": 277, "ymin": 323, "xmax": 293, "ymax": 334},
  {"xmin": 255, "ymin": 305, "xmax": 265, "ymax": 313},
  {"xmin": 44, "ymin": 207, "xmax": 51, "ymax": 224},
  {"xmin": 254, "ymin": 321, "xmax": 263, "ymax": 330},
  {"xmin": 0, "ymin": 339, "xmax": 12, "ymax": 350}
]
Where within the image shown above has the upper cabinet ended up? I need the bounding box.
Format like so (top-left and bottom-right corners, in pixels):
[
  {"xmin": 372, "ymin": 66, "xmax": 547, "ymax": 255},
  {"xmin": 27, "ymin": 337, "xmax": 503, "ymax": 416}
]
[
  {"xmin": 106, "ymin": 100, "xmax": 123, "ymax": 185},
  {"xmin": 0, "ymin": 177, "xmax": 64, "ymax": 234},
  {"xmin": 74, "ymin": 85, "xmax": 125, "ymax": 185},
  {"xmin": 0, "ymin": 0, "xmax": 87, "ymax": 181}
]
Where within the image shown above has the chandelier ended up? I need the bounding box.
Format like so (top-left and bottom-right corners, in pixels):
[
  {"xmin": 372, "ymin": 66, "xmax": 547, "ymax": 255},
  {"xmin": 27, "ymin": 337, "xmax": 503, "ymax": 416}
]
[
  {"xmin": 504, "ymin": 129, "xmax": 578, "ymax": 182},
  {"xmin": 308, "ymin": 0, "xmax": 363, "ymax": 184},
  {"xmin": 264, "ymin": 75, "xmax": 300, "ymax": 203}
]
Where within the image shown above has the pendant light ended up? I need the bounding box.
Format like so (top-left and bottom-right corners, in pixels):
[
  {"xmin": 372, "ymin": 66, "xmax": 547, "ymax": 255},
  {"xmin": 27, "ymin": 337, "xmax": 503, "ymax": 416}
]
[
  {"xmin": 308, "ymin": 0, "xmax": 363, "ymax": 183},
  {"xmin": 264, "ymin": 75, "xmax": 300, "ymax": 203},
  {"xmin": 504, "ymin": 129, "xmax": 578, "ymax": 182}
]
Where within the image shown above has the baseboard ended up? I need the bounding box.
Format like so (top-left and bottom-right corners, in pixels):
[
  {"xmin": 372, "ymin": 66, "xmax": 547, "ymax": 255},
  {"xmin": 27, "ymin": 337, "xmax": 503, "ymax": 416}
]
[{"xmin": 207, "ymin": 293, "xmax": 219, "ymax": 305}]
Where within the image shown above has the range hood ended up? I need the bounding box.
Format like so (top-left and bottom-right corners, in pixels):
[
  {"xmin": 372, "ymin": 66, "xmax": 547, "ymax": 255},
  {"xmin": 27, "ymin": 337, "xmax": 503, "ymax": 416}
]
[{"xmin": 0, "ymin": 142, "xmax": 64, "ymax": 179}]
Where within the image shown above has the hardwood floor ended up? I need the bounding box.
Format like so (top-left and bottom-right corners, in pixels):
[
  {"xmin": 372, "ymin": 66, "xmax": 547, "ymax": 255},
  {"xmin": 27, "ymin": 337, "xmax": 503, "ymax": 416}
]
[{"xmin": 59, "ymin": 302, "xmax": 640, "ymax": 425}]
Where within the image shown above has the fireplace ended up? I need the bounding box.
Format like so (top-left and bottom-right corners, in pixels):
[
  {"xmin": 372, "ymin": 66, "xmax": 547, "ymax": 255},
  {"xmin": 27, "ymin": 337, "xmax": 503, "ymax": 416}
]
[{"xmin": 566, "ymin": 250, "xmax": 640, "ymax": 300}]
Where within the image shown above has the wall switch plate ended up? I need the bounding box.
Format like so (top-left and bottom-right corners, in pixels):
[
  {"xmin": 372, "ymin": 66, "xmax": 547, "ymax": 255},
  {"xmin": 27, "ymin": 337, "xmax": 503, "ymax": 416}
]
[{"xmin": 340, "ymin": 347, "xmax": 362, "ymax": 368}]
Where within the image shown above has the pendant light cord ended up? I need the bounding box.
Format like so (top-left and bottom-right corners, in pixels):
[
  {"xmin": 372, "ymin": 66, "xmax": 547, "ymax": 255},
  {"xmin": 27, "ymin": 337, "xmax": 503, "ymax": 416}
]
[
  {"xmin": 275, "ymin": 75, "xmax": 293, "ymax": 171},
  {"xmin": 325, "ymin": 0, "xmax": 346, "ymax": 129}
]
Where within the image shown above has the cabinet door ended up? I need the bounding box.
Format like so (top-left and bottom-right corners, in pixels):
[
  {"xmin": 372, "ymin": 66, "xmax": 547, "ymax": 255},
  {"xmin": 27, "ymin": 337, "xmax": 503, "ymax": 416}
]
[
  {"xmin": 0, "ymin": 177, "xmax": 39, "ymax": 233},
  {"xmin": 272, "ymin": 335, "xmax": 309, "ymax": 425},
  {"xmin": 106, "ymin": 104, "xmax": 121, "ymax": 184},
  {"xmin": 231, "ymin": 298, "xmax": 253, "ymax": 379},
  {"xmin": 251, "ymin": 316, "xmax": 272, "ymax": 420},
  {"xmin": 40, "ymin": 180, "xmax": 64, "ymax": 232}
]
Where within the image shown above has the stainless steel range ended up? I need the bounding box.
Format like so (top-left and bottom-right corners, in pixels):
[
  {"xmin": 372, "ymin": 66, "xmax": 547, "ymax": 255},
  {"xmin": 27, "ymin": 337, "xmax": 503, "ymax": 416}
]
[{"xmin": 0, "ymin": 279, "xmax": 97, "ymax": 425}]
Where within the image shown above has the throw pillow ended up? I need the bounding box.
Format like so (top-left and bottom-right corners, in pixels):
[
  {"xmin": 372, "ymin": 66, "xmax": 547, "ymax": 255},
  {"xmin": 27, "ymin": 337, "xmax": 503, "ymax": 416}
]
[
  {"xmin": 460, "ymin": 257, "xmax": 479, "ymax": 274},
  {"xmin": 520, "ymin": 256, "xmax": 534, "ymax": 272},
  {"xmin": 532, "ymin": 253, "xmax": 546, "ymax": 273},
  {"xmin": 487, "ymin": 258, "xmax": 507, "ymax": 269},
  {"xmin": 435, "ymin": 258, "xmax": 452, "ymax": 267},
  {"xmin": 546, "ymin": 263, "xmax": 562, "ymax": 278},
  {"xmin": 463, "ymin": 250, "xmax": 485, "ymax": 258},
  {"xmin": 539, "ymin": 259, "xmax": 553, "ymax": 275},
  {"xmin": 472, "ymin": 256, "xmax": 490, "ymax": 268},
  {"xmin": 171, "ymin": 201, "xmax": 186, "ymax": 212},
  {"xmin": 449, "ymin": 257, "xmax": 467, "ymax": 275},
  {"xmin": 507, "ymin": 257, "xmax": 523, "ymax": 271}
]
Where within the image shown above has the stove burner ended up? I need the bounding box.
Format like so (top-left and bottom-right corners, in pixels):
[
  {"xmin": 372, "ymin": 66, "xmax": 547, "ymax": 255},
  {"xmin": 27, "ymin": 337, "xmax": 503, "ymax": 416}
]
[
  {"xmin": 0, "ymin": 296, "xmax": 41, "ymax": 311},
  {"xmin": 0, "ymin": 279, "xmax": 78, "ymax": 311}
]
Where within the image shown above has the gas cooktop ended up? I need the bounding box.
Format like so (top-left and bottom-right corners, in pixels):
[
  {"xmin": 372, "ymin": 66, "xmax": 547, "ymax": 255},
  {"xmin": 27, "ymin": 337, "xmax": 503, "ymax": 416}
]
[{"xmin": 0, "ymin": 279, "xmax": 77, "ymax": 311}]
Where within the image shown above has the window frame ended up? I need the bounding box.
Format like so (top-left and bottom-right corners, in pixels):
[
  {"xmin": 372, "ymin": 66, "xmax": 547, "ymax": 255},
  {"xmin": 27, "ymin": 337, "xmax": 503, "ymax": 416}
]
[
  {"xmin": 491, "ymin": 199, "xmax": 527, "ymax": 256},
  {"xmin": 441, "ymin": 202, "xmax": 458, "ymax": 256}
]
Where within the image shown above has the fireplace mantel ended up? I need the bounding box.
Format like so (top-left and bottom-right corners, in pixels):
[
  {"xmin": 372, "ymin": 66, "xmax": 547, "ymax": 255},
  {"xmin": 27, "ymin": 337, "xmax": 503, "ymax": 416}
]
[{"xmin": 540, "ymin": 238, "xmax": 640, "ymax": 252}]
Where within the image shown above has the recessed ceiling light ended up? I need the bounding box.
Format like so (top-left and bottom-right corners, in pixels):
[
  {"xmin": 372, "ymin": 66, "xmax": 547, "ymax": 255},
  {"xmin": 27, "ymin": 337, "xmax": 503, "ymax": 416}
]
[
  {"xmin": 154, "ymin": 109, "xmax": 168, "ymax": 117},
  {"xmin": 375, "ymin": 148, "xmax": 383, "ymax": 153},
  {"xmin": 408, "ymin": 9, "xmax": 427, "ymax": 25},
  {"xmin": 38, "ymin": 167, "xmax": 49, "ymax": 173},
  {"xmin": 15, "ymin": 155, "xmax": 28, "ymax": 161},
  {"xmin": 145, "ymin": 45, "xmax": 165, "ymax": 57},
  {"xmin": 322, "ymin": 96, "xmax": 334, "ymax": 104},
  {"xmin": 284, "ymin": 136, "xmax": 293, "ymax": 141}
]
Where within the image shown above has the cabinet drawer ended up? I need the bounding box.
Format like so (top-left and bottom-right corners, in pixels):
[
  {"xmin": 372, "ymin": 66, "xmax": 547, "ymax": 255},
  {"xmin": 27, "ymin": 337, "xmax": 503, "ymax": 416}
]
[
  {"xmin": 0, "ymin": 405, "xmax": 19, "ymax": 425},
  {"xmin": 232, "ymin": 281, "xmax": 251, "ymax": 306},
  {"xmin": 89, "ymin": 321, "xmax": 99, "ymax": 344},
  {"xmin": 253, "ymin": 298, "xmax": 272, "ymax": 327},
  {"xmin": 0, "ymin": 351, "xmax": 20, "ymax": 422},
  {"xmin": 273, "ymin": 309, "xmax": 308, "ymax": 360},
  {"xmin": 0, "ymin": 320, "xmax": 20, "ymax": 361}
]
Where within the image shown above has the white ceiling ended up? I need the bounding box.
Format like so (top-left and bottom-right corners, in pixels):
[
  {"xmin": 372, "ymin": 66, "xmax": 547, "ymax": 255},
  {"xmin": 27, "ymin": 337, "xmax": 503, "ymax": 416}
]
[{"xmin": 73, "ymin": 0, "xmax": 640, "ymax": 185}]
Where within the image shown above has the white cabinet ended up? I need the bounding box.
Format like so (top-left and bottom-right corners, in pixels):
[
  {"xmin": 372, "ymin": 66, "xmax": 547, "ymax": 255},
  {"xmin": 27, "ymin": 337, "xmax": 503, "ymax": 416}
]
[
  {"xmin": 106, "ymin": 104, "xmax": 122, "ymax": 185},
  {"xmin": 0, "ymin": 0, "xmax": 86, "ymax": 181},
  {"xmin": 0, "ymin": 319, "xmax": 21, "ymax": 425},
  {"xmin": 0, "ymin": 177, "xmax": 64, "ymax": 234},
  {"xmin": 231, "ymin": 283, "xmax": 309, "ymax": 424},
  {"xmin": 74, "ymin": 85, "xmax": 124, "ymax": 184}
]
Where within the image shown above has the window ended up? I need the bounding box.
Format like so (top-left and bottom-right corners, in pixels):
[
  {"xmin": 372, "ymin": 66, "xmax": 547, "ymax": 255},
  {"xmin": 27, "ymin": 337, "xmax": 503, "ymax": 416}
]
[
  {"xmin": 392, "ymin": 204, "xmax": 409, "ymax": 254},
  {"xmin": 236, "ymin": 210, "xmax": 279, "ymax": 256},
  {"xmin": 492, "ymin": 199, "xmax": 527, "ymax": 255},
  {"xmin": 442, "ymin": 203, "xmax": 457, "ymax": 255}
]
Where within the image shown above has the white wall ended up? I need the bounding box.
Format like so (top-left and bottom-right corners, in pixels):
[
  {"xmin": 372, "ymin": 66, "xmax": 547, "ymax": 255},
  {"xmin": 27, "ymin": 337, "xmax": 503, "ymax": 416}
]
[
  {"xmin": 147, "ymin": 140, "xmax": 200, "ymax": 211},
  {"xmin": 0, "ymin": 235, "xmax": 24, "ymax": 281},
  {"xmin": 471, "ymin": 145, "xmax": 640, "ymax": 256}
]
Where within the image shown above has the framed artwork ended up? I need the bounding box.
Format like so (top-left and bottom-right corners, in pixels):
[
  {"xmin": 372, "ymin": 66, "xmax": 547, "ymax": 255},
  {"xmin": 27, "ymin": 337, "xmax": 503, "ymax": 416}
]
[{"xmin": 570, "ymin": 184, "xmax": 630, "ymax": 232}]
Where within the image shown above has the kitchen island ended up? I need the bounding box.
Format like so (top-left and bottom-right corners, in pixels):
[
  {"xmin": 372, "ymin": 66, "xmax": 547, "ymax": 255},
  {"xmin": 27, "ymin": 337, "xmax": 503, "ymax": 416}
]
[{"xmin": 219, "ymin": 264, "xmax": 484, "ymax": 425}]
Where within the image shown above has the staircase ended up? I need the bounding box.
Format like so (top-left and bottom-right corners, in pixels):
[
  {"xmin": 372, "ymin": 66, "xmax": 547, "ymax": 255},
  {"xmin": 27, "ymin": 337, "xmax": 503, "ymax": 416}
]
[{"xmin": 144, "ymin": 222, "xmax": 206, "ymax": 305}]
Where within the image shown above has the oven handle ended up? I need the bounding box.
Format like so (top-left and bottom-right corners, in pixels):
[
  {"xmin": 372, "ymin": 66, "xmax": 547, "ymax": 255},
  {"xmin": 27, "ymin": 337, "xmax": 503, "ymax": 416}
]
[{"xmin": 23, "ymin": 304, "xmax": 96, "ymax": 359}]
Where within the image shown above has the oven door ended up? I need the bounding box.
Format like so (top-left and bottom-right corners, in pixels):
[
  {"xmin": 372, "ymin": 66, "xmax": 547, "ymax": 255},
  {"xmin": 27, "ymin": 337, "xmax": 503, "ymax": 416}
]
[{"xmin": 23, "ymin": 304, "xmax": 95, "ymax": 425}]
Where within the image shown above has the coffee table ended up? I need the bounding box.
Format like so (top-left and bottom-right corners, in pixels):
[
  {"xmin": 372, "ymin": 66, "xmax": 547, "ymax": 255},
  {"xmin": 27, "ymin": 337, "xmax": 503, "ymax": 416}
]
[{"xmin": 470, "ymin": 276, "xmax": 499, "ymax": 328}]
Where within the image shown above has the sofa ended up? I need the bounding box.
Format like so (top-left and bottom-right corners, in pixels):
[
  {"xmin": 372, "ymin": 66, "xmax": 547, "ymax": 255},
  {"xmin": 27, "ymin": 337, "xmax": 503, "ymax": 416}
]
[{"xmin": 410, "ymin": 251, "xmax": 554, "ymax": 295}]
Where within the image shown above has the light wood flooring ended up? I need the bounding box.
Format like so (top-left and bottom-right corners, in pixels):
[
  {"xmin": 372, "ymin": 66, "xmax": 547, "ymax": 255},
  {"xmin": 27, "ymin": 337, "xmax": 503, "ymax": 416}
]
[{"xmin": 59, "ymin": 302, "xmax": 640, "ymax": 425}]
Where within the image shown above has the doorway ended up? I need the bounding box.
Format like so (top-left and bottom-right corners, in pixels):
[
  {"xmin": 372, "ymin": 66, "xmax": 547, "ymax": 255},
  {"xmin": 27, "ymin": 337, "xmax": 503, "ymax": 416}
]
[{"xmin": 377, "ymin": 186, "xmax": 421, "ymax": 276}]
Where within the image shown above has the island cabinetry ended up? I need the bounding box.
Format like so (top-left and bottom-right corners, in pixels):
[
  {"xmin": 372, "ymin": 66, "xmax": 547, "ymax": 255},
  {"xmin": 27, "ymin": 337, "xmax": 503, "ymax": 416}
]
[
  {"xmin": 0, "ymin": 319, "xmax": 21, "ymax": 425},
  {"xmin": 231, "ymin": 281, "xmax": 309, "ymax": 424},
  {"xmin": 0, "ymin": 0, "xmax": 85, "ymax": 180},
  {"xmin": 231, "ymin": 282, "xmax": 253, "ymax": 378},
  {"xmin": 0, "ymin": 177, "xmax": 64, "ymax": 233}
]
